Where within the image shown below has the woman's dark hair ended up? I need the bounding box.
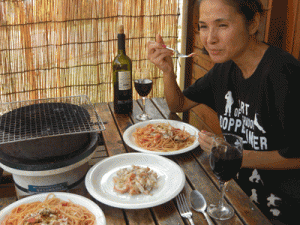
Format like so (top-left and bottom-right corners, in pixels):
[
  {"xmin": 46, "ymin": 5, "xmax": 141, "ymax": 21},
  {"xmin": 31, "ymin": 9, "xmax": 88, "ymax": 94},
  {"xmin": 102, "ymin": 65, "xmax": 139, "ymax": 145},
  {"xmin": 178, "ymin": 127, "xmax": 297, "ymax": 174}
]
[
  {"xmin": 199, "ymin": 0, "xmax": 266, "ymax": 55},
  {"xmin": 223, "ymin": 0, "xmax": 265, "ymax": 23}
]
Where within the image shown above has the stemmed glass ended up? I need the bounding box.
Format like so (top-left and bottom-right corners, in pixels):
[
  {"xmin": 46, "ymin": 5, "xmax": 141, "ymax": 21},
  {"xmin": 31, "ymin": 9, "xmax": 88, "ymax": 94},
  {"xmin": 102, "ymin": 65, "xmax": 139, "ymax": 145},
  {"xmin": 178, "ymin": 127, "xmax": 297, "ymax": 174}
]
[
  {"xmin": 207, "ymin": 133, "xmax": 243, "ymax": 220},
  {"xmin": 134, "ymin": 78, "xmax": 153, "ymax": 120}
]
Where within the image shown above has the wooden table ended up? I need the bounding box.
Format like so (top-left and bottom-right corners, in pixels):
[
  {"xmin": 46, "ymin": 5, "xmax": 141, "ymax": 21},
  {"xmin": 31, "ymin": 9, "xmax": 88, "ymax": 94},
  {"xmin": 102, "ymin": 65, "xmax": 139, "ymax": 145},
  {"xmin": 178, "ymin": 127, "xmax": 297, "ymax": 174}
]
[{"xmin": 0, "ymin": 98, "xmax": 271, "ymax": 225}]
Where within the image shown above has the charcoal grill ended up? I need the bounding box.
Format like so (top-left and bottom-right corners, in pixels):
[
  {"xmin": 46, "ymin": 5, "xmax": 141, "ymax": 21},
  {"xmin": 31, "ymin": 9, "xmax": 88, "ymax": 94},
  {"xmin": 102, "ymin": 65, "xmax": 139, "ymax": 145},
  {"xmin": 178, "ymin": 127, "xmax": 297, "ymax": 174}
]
[{"xmin": 0, "ymin": 95, "xmax": 105, "ymax": 160}]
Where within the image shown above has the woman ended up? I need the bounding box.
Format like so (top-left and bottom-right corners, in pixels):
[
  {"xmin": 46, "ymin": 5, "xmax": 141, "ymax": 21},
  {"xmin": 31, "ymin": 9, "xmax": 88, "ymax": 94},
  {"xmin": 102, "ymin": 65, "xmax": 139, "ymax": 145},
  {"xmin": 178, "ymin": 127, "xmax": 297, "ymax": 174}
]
[{"xmin": 147, "ymin": 0, "xmax": 300, "ymax": 224}]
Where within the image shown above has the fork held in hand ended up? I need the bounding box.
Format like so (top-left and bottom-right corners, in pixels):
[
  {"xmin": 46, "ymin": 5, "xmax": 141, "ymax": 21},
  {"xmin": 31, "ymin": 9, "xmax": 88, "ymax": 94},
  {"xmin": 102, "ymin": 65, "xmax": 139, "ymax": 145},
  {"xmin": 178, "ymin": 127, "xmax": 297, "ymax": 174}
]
[
  {"xmin": 176, "ymin": 193, "xmax": 195, "ymax": 225},
  {"xmin": 166, "ymin": 47, "xmax": 195, "ymax": 58}
]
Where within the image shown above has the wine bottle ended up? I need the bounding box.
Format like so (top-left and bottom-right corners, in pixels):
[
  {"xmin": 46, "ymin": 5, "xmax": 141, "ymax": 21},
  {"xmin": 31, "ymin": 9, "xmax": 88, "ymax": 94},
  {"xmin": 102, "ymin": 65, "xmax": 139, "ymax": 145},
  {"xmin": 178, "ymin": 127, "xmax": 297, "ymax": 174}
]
[{"xmin": 112, "ymin": 24, "xmax": 133, "ymax": 114}]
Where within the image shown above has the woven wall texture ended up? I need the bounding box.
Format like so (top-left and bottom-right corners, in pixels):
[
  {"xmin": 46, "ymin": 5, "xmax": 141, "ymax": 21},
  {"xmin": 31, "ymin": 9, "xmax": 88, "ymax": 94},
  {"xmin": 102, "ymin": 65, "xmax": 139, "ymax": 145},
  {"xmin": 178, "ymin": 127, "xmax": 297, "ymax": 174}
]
[{"xmin": 0, "ymin": 0, "xmax": 179, "ymax": 103}]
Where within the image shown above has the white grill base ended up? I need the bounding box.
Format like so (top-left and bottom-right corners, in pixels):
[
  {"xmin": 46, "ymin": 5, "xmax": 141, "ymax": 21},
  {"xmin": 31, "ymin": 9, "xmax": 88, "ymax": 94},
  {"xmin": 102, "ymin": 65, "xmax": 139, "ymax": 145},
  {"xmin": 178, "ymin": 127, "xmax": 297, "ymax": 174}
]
[{"xmin": 14, "ymin": 163, "xmax": 89, "ymax": 199}]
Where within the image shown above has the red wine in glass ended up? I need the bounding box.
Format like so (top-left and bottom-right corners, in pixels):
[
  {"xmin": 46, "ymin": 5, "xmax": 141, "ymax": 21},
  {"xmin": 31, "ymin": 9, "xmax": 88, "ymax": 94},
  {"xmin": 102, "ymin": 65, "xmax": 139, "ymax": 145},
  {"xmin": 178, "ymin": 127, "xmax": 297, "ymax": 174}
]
[
  {"xmin": 210, "ymin": 146, "xmax": 243, "ymax": 182},
  {"xmin": 134, "ymin": 79, "xmax": 153, "ymax": 120},
  {"xmin": 207, "ymin": 133, "xmax": 243, "ymax": 220},
  {"xmin": 134, "ymin": 79, "xmax": 153, "ymax": 97}
]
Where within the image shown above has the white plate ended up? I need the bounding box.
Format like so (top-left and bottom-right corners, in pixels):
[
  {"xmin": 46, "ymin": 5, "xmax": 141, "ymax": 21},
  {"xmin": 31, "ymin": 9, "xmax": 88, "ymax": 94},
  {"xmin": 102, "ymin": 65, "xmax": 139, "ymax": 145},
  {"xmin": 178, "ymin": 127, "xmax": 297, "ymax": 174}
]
[
  {"xmin": 0, "ymin": 192, "xmax": 106, "ymax": 225},
  {"xmin": 123, "ymin": 119, "xmax": 200, "ymax": 155},
  {"xmin": 85, "ymin": 153, "xmax": 185, "ymax": 209}
]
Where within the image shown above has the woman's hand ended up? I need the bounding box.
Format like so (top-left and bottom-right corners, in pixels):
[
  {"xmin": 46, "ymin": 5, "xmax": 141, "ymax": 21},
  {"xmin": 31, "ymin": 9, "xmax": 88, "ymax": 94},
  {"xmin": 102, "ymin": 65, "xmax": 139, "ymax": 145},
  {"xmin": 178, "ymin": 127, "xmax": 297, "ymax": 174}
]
[
  {"xmin": 147, "ymin": 34, "xmax": 174, "ymax": 74},
  {"xmin": 198, "ymin": 130, "xmax": 214, "ymax": 153},
  {"xmin": 148, "ymin": 34, "xmax": 199, "ymax": 112}
]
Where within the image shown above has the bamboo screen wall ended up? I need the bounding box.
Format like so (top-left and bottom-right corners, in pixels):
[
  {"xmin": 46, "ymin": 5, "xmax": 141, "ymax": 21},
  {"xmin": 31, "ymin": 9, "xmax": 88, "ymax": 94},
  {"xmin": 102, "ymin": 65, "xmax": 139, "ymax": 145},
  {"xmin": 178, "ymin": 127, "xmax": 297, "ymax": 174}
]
[{"xmin": 0, "ymin": 0, "xmax": 180, "ymax": 103}]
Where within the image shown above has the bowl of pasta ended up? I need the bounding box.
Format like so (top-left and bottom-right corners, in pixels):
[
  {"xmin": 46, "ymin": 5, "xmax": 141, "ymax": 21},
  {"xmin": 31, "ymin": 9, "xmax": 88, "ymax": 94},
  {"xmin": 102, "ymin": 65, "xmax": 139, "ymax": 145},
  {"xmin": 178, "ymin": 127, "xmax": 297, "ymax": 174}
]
[
  {"xmin": 0, "ymin": 192, "xmax": 106, "ymax": 224},
  {"xmin": 123, "ymin": 119, "xmax": 200, "ymax": 155}
]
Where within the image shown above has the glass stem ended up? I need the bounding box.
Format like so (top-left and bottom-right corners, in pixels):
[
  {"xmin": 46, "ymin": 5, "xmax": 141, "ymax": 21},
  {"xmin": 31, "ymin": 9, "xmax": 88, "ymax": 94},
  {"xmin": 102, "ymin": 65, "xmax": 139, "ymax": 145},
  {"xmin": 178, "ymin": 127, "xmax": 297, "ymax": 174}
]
[
  {"xmin": 219, "ymin": 181, "xmax": 227, "ymax": 209},
  {"xmin": 142, "ymin": 97, "xmax": 146, "ymax": 114}
]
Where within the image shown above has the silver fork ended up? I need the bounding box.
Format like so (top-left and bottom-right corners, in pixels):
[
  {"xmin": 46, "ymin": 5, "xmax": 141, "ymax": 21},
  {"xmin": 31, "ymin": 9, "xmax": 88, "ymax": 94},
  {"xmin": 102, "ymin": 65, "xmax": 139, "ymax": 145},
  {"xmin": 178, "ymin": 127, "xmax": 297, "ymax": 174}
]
[
  {"xmin": 166, "ymin": 47, "xmax": 195, "ymax": 58},
  {"xmin": 176, "ymin": 193, "xmax": 195, "ymax": 225}
]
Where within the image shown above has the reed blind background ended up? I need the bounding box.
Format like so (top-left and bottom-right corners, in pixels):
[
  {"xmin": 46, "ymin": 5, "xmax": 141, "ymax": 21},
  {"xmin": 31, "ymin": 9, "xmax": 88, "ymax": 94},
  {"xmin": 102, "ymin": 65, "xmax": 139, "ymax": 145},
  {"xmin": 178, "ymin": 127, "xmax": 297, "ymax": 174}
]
[{"xmin": 0, "ymin": 0, "xmax": 180, "ymax": 103}]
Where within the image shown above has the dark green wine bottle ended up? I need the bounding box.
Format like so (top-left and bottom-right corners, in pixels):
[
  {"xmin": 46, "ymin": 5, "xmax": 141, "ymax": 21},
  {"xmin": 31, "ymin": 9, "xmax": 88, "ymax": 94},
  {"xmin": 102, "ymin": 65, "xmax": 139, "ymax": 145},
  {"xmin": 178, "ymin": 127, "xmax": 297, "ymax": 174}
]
[{"xmin": 112, "ymin": 24, "xmax": 133, "ymax": 114}]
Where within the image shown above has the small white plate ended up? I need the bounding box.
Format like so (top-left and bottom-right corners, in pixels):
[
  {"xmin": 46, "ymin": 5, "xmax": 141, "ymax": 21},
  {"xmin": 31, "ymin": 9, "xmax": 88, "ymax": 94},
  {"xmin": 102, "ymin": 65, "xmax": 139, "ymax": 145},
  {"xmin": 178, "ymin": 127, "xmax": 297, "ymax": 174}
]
[
  {"xmin": 85, "ymin": 153, "xmax": 185, "ymax": 209},
  {"xmin": 0, "ymin": 192, "xmax": 106, "ymax": 224},
  {"xmin": 123, "ymin": 119, "xmax": 200, "ymax": 155}
]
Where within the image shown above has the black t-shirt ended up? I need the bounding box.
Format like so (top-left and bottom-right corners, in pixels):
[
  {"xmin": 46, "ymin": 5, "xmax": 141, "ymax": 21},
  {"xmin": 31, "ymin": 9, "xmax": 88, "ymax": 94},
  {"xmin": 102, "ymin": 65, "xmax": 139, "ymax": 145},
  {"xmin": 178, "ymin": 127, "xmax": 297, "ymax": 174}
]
[{"xmin": 183, "ymin": 46, "xmax": 300, "ymax": 222}]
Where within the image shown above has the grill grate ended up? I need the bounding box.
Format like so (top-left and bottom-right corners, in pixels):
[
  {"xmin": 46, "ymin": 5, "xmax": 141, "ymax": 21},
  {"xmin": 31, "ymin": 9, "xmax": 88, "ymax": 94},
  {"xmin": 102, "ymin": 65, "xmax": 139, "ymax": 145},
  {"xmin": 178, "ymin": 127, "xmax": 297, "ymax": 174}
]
[{"xmin": 0, "ymin": 95, "xmax": 105, "ymax": 144}]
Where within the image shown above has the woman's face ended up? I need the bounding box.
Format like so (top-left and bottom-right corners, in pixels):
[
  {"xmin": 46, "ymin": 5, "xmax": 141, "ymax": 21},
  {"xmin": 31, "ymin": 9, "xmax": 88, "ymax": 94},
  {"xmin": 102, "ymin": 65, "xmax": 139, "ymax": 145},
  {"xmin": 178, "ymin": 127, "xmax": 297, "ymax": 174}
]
[{"xmin": 199, "ymin": 0, "xmax": 251, "ymax": 63}]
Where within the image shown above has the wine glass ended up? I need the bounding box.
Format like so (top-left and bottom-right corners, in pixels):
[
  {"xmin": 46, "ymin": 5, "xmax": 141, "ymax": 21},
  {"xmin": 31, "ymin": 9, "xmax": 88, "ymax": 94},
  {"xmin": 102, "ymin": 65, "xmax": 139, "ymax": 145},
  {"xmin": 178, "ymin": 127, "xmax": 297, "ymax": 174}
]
[
  {"xmin": 207, "ymin": 133, "xmax": 243, "ymax": 220},
  {"xmin": 134, "ymin": 78, "xmax": 153, "ymax": 120}
]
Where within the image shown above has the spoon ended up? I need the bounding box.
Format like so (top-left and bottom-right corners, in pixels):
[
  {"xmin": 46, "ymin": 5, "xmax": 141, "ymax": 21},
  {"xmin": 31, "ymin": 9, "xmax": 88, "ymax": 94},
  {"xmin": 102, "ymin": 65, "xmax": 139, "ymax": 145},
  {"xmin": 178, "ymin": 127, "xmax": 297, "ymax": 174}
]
[{"xmin": 190, "ymin": 190, "xmax": 214, "ymax": 225}]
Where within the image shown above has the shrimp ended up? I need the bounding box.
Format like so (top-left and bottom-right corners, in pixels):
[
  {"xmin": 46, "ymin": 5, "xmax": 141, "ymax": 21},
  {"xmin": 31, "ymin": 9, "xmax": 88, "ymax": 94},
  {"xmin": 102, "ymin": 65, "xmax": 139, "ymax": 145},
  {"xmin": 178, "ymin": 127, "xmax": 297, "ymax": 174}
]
[{"xmin": 113, "ymin": 165, "xmax": 158, "ymax": 195}]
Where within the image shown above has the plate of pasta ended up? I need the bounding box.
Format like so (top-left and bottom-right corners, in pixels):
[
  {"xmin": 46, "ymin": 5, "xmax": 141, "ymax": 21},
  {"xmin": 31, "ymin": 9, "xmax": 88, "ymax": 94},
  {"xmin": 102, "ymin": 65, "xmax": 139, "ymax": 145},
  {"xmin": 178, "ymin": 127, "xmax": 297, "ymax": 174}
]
[
  {"xmin": 123, "ymin": 119, "xmax": 200, "ymax": 155},
  {"xmin": 85, "ymin": 153, "xmax": 186, "ymax": 209},
  {"xmin": 0, "ymin": 192, "xmax": 106, "ymax": 225}
]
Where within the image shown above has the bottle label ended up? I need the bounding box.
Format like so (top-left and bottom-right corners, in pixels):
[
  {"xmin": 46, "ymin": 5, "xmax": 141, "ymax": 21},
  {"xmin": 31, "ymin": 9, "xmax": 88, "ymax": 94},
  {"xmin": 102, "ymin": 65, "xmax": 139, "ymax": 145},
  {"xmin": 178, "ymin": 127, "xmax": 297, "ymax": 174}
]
[{"xmin": 118, "ymin": 71, "xmax": 131, "ymax": 90}]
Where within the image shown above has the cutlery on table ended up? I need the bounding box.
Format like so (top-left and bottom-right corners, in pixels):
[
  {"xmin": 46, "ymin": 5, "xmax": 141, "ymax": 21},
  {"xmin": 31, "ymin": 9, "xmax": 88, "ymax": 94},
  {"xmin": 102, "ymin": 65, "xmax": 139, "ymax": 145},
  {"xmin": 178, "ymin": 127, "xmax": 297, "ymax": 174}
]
[
  {"xmin": 176, "ymin": 193, "xmax": 195, "ymax": 225},
  {"xmin": 165, "ymin": 46, "xmax": 196, "ymax": 58},
  {"xmin": 190, "ymin": 190, "xmax": 214, "ymax": 225}
]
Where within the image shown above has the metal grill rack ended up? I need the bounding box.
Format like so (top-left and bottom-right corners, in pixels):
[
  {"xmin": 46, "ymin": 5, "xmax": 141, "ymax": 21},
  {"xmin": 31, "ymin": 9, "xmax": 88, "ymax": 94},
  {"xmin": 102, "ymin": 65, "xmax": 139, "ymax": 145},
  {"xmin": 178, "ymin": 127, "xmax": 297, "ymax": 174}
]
[{"xmin": 0, "ymin": 95, "xmax": 105, "ymax": 144}]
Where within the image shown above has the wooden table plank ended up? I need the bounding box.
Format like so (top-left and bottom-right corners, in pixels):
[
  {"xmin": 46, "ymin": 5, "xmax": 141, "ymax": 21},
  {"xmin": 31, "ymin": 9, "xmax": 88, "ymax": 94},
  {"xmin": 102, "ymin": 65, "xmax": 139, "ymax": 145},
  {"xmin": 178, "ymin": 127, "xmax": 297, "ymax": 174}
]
[
  {"xmin": 92, "ymin": 103, "xmax": 128, "ymax": 224},
  {"xmin": 95, "ymin": 201, "xmax": 127, "ymax": 225},
  {"xmin": 95, "ymin": 103, "xmax": 127, "ymax": 156},
  {"xmin": 151, "ymin": 97, "xmax": 179, "ymax": 121},
  {"xmin": 125, "ymin": 209, "xmax": 156, "ymax": 225},
  {"xmin": 0, "ymin": 183, "xmax": 16, "ymax": 199},
  {"xmin": 0, "ymin": 196, "xmax": 17, "ymax": 211}
]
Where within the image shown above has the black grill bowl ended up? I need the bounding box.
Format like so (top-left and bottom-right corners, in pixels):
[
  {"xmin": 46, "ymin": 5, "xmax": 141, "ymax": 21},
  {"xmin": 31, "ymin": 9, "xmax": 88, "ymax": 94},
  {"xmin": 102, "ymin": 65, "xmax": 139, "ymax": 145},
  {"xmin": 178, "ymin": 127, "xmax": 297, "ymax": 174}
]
[{"xmin": 0, "ymin": 103, "xmax": 93, "ymax": 160}]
